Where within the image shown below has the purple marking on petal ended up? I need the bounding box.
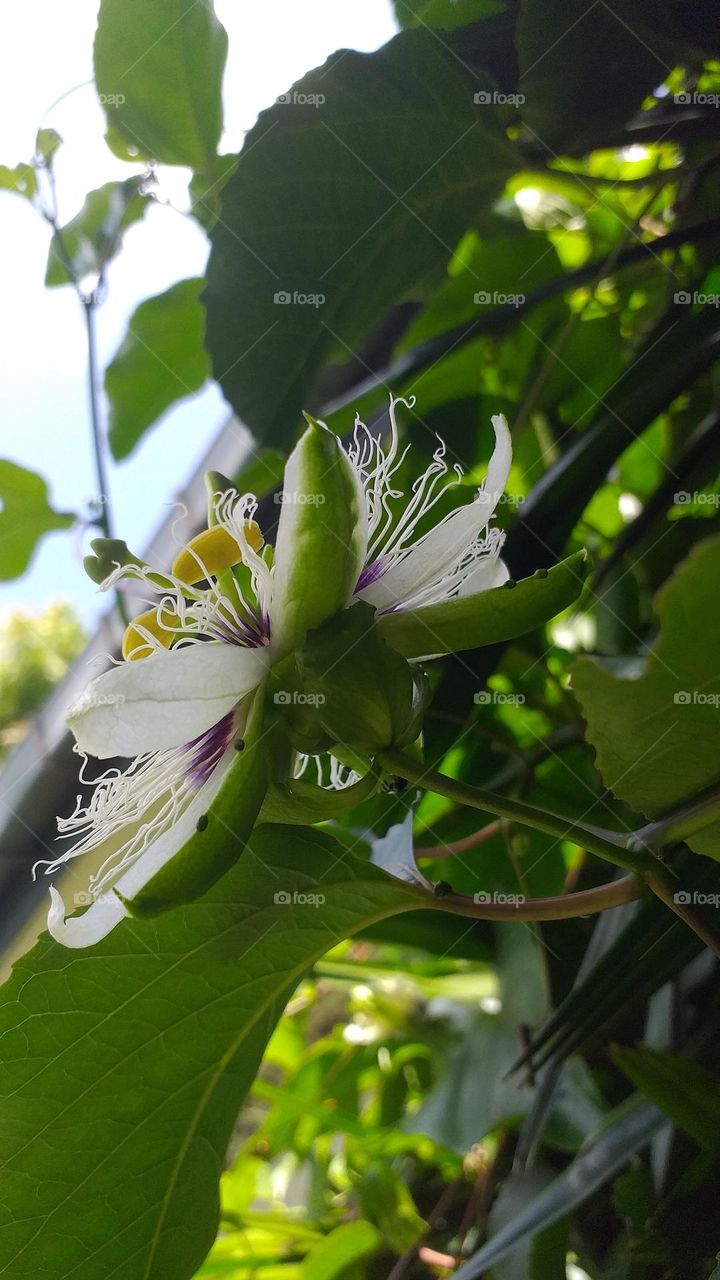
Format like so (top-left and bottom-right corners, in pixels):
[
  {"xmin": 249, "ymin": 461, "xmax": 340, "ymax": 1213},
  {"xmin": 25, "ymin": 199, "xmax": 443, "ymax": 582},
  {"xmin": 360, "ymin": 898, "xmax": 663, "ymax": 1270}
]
[
  {"xmin": 355, "ymin": 558, "xmax": 386, "ymax": 594},
  {"xmin": 185, "ymin": 711, "xmax": 235, "ymax": 789}
]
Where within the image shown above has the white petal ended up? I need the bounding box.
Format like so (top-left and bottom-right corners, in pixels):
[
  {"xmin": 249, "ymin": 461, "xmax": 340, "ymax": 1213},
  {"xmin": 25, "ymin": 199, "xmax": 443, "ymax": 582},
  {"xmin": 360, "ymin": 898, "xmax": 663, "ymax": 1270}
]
[
  {"xmin": 48, "ymin": 885, "xmax": 127, "ymax": 948},
  {"xmin": 47, "ymin": 749, "xmax": 234, "ymax": 948},
  {"xmin": 67, "ymin": 643, "xmax": 269, "ymax": 759},
  {"xmin": 359, "ymin": 415, "xmax": 512, "ymax": 613},
  {"xmin": 457, "ymin": 555, "xmax": 510, "ymax": 596}
]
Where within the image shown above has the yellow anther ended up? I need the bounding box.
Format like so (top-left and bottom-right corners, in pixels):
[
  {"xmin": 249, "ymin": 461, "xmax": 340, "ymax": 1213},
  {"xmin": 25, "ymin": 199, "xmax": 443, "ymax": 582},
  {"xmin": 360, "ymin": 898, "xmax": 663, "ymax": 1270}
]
[
  {"xmin": 122, "ymin": 608, "xmax": 180, "ymax": 661},
  {"xmin": 171, "ymin": 522, "xmax": 263, "ymax": 586}
]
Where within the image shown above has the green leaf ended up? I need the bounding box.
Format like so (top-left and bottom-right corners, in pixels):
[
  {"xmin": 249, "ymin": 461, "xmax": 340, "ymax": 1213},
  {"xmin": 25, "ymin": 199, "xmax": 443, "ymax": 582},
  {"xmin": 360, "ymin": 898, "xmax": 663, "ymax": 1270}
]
[
  {"xmin": 378, "ymin": 551, "xmax": 587, "ymax": 658},
  {"xmin": 45, "ymin": 177, "xmax": 149, "ymax": 286},
  {"xmin": 204, "ymin": 28, "xmax": 516, "ymax": 447},
  {"xmin": 0, "ymin": 826, "xmax": 422, "ymax": 1280},
  {"xmin": 393, "ymin": 0, "xmax": 506, "ymax": 29},
  {"xmin": 572, "ymin": 537, "xmax": 720, "ymax": 857},
  {"xmin": 485, "ymin": 1169, "xmax": 568, "ymax": 1280},
  {"xmin": 35, "ymin": 127, "xmax": 62, "ymax": 165},
  {"xmin": 93, "ymin": 0, "xmax": 227, "ymax": 170},
  {"xmin": 516, "ymin": 0, "xmax": 667, "ymax": 152},
  {"xmin": 612, "ymin": 1046, "xmax": 720, "ymax": 1151},
  {"xmin": 106, "ymin": 278, "xmax": 211, "ymax": 460},
  {"xmin": 0, "ymin": 461, "xmax": 73, "ymax": 579},
  {"xmin": 301, "ymin": 1221, "xmax": 382, "ymax": 1280},
  {"xmin": 0, "ymin": 162, "xmax": 36, "ymax": 200}
]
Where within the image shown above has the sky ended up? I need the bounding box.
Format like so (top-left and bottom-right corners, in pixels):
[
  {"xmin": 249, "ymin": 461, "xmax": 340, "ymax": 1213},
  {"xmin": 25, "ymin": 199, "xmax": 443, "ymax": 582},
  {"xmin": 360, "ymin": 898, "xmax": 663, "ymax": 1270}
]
[{"xmin": 0, "ymin": 0, "xmax": 397, "ymax": 625}]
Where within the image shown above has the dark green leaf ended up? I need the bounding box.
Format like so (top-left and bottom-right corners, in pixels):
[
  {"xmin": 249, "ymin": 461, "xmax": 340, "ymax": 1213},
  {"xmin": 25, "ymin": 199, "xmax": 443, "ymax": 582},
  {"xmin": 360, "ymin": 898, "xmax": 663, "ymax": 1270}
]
[
  {"xmin": 204, "ymin": 29, "xmax": 516, "ymax": 448},
  {"xmin": 0, "ymin": 826, "xmax": 422, "ymax": 1279},
  {"xmin": 93, "ymin": 0, "xmax": 227, "ymax": 170},
  {"xmin": 0, "ymin": 461, "xmax": 74, "ymax": 579},
  {"xmin": 106, "ymin": 278, "xmax": 211, "ymax": 460},
  {"xmin": 517, "ymin": 0, "xmax": 667, "ymax": 152},
  {"xmin": 612, "ymin": 1046, "xmax": 720, "ymax": 1150}
]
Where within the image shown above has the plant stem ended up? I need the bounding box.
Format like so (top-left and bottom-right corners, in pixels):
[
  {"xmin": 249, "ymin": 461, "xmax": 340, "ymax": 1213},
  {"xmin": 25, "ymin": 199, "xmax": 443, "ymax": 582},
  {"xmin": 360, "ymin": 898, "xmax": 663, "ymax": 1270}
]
[
  {"xmin": 415, "ymin": 819, "xmax": 503, "ymax": 859},
  {"xmin": 645, "ymin": 872, "xmax": 720, "ymax": 959},
  {"xmin": 377, "ymin": 748, "xmax": 655, "ymax": 875},
  {"xmin": 432, "ymin": 876, "xmax": 643, "ymax": 922},
  {"xmin": 82, "ymin": 297, "xmax": 112, "ymax": 542}
]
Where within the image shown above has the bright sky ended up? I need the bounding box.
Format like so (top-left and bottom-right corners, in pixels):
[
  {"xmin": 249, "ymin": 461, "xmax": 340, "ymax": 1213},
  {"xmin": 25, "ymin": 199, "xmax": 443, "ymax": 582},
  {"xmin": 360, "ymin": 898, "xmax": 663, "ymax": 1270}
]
[{"xmin": 0, "ymin": 0, "xmax": 397, "ymax": 625}]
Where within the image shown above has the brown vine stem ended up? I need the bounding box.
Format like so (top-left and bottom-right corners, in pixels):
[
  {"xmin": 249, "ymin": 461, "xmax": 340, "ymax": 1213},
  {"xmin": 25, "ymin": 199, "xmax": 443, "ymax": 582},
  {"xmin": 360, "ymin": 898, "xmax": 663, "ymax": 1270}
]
[
  {"xmin": 415, "ymin": 819, "xmax": 503, "ymax": 859},
  {"xmin": 432, "ymin": 875, "xmax": 643, "ymax": 922}
]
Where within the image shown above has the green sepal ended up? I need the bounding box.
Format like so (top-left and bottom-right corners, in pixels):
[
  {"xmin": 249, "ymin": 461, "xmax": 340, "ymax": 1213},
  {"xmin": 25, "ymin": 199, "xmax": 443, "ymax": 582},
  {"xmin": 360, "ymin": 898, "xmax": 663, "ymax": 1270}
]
[
  {"xmin": 259, "ymin": 767, "xmax": 381, "ymax": 825},
  {"xmin": 378, "ymin": 550, "xmax": 589, "ymax": 658},
  {"xmin": 270, "ymin": 417, "xmax": 365, "ymax": 658},
  {"xmin": 123, "ymin": 689, "xmax": 270, "ymax": 917},
  {"xmin": 83, "ymin": 537, "xmax": 144, "ymax": 584},
  {"xmin": 268, "ymin": 601, "xmax": 429, "ymax": 756}
]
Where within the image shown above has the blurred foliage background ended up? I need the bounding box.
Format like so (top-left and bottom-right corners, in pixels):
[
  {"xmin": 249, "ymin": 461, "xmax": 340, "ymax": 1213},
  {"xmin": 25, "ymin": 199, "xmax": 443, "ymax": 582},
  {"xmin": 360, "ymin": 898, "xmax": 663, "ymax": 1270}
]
[{"xmin": 1, "ymin": 1, "xmax": 720, "ymax": 1278}]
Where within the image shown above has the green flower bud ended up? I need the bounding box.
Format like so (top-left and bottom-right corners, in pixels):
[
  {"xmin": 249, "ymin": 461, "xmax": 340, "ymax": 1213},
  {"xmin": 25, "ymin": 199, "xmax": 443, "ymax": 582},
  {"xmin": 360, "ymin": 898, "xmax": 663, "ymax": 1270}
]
[
  {"xmin": 268, "ymin": 602, "xmax": 428, "ymax": 756},
  {"xmin": 83, "ymin": 538, "xmax": 143, "ymax": 584}
]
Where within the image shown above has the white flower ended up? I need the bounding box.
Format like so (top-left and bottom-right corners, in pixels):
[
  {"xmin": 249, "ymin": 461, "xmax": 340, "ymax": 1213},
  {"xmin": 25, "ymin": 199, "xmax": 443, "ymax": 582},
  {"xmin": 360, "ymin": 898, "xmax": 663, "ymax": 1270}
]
[
  {"xmin": 347, "ymin": 395, "xmax": 511, "ymax": 613},
  {"xmin": 42, "ymin": 402, "xmax": 511, "ymax": 948}
]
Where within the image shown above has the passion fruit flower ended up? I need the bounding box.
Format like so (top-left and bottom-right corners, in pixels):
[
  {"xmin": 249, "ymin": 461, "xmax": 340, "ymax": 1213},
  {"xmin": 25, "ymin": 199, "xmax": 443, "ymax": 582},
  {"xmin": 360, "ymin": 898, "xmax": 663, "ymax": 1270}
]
[
  {"xmin": 41, "ymin": 401, "xmax": 511, "ymax": 948},
  {"xmin": 41, "ymin": 423, "xmax": 366, "ymax": 948}
]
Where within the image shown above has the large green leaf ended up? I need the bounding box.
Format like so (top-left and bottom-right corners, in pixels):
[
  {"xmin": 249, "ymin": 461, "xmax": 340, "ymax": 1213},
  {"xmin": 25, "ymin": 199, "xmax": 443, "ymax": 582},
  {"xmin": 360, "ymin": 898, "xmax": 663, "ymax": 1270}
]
[
  {"xmin": 45, "ymin": 178, "xmax": 150, "ymax": 286},
  {"xmin": 0, "ymin": 461, "xmax": 74, "ymax": 579},
  {"xmin": 378, "ymin": 551, "xmax": 587, "ymax": 658},
  {"xmin": 573, "ymin": 537, "xmax": 720, "ymax": 858},
  {"xmin": 93, "ymin": 0, "xmax": 227, "ymax": 170},
  {"xmin": 0, "ymin": 827, "xmax": 423, "ymax": 1280},
  {"xmin": 106, "ymin": 278, "xmax": 211, "ymax": 460},
  {"xmin": 204, "ymin": 29, "xmax": 516, "ymax": 448},
  {"xmin": 516, "ymin": 0, "xmax": 667, "ymax": 153}
]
